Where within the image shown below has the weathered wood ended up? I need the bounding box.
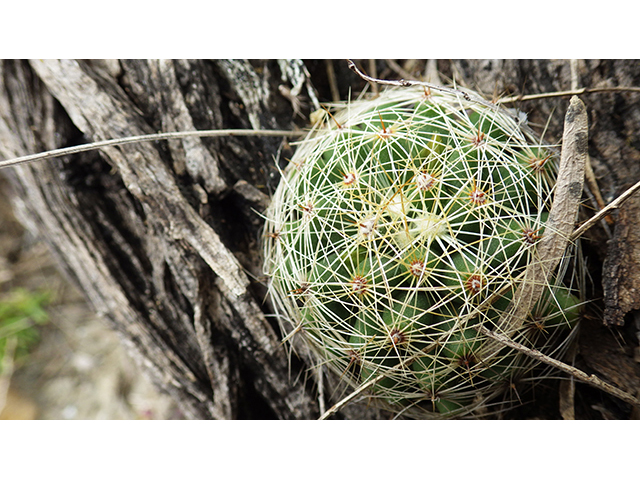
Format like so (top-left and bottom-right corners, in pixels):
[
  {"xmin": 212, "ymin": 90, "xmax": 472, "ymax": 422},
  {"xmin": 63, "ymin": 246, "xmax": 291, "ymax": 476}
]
[
  {"xmin": 602, "ymin": 190, "xmax": 640, "ymax": 325},
  {"xmin": 0, "ymin": 59, "xmax": 321, "ymax": 419},
  {"xmin": 1, "ymin": 60, "xmax": 640, "ymax": 419}
]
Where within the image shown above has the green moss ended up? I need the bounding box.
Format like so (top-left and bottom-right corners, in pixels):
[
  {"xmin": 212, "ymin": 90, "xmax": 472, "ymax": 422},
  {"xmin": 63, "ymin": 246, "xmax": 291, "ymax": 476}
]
[{"xmin": 0, "ymin": 288, "xmax": 51, "ymax": 373}]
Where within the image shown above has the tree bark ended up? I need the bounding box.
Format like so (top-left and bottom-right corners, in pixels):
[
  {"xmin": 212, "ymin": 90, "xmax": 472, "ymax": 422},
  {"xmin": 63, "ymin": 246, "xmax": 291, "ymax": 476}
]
[{"xmin": 1, "ymin": 59, "xmax": 639, "ymax": 419}]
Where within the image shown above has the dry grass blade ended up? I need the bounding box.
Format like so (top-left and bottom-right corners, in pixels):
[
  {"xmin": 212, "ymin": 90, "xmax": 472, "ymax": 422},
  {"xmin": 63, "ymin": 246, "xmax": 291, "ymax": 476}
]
[
  {"xmin": 496, "ymin": 86, "xmax": 640, "ymax": 105},
  {"xmin": 0, "ymin": 129, "xmax": 304, "ymax": 170}
]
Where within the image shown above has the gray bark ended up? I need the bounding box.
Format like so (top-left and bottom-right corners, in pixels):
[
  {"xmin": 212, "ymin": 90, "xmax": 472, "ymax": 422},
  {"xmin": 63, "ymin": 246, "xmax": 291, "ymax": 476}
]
[{"xmin": 1, "ymin": 59, "xmax": 639, "ymax": 419}]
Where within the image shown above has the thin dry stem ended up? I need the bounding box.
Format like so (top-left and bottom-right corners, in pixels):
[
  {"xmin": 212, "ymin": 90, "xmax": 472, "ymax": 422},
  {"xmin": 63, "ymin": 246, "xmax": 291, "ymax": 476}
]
[
  {"xmin": 347, "ymin": 59, "xmax": 474, "ymax": 103},
  {"xmin": 477, "ymin": 325, "xmax": 640, "ymax": 407},
  {"xmin": 497, "ymin": 86, "xmax": 640, "ymax": 105},
  {"xmin": 571, "ymin": 177, "xmax": 640, "ymax": 241},
  {"xmin": 319, "ymin": 372, "xmax": 383, "ymax": 420},
  {"xmin": 0, "ymin": 129, "xmax": 304, "ymax": 170}
]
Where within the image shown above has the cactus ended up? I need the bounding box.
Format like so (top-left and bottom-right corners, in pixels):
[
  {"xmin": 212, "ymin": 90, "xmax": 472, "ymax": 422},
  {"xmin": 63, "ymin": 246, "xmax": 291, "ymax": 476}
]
[{"xmin": 263, "ymin": 86, "xmax": 583, "ymax": 418}]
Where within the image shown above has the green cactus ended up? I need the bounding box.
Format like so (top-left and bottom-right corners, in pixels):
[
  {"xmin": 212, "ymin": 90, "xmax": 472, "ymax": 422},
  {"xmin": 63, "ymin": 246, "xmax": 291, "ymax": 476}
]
[{"xmin": 263, "ymin": 86, "xmax": 583, "ymax": 418}]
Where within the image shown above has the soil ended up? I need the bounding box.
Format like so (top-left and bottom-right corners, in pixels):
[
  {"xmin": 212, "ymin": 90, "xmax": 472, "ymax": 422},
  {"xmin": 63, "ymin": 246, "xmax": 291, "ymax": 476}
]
[{"xmin": 0, "ymin": 175, "xmax": 182, "ymax": 420}]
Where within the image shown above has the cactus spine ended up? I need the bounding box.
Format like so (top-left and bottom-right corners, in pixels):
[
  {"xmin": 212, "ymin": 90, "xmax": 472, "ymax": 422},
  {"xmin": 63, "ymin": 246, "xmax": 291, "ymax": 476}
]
[{"xmin": 263, "ymin": 86, "xmax": 582, "ymax": 418}]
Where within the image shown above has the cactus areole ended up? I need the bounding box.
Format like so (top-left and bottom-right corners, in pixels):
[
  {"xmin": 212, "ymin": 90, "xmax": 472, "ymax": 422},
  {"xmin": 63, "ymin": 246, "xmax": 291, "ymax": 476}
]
[{"xmin": 263, "ymin": 87, "xmax": 582, "ymax": 418}]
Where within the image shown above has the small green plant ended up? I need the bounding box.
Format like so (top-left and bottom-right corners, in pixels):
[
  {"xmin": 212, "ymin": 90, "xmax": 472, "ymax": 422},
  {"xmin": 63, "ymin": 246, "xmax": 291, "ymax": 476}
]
[
  {"xmin": 263, "ymin": 86, "xmax": 583, "ymax": 418},
  {"xmin": 0, "ymin": 288, "xmax": 50, "ymax": 374}
]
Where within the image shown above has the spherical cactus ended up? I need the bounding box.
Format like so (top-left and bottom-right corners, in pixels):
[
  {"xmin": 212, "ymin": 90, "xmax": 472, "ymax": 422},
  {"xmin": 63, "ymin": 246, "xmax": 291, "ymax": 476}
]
[{"xmin": 263, "ymin": 86, "xmax": 583, "ymax": 418}]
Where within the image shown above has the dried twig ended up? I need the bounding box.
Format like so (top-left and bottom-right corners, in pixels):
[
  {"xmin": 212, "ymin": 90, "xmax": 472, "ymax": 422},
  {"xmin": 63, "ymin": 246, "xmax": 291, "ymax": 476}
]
[
  {"xmin": 477, "ymin": 325, "xmax": 640, "ymax": 407},
  {"xmin": 347, "ymin": 59, "xmax": 473, "ymax": 102},
  {"xmin": 319, "ymin": 373, "xmax": 382, "ymax": 420},
  {"xmin": 0, "ymin": 129, "xmax": 304, "ymax": 170},
  {"xmin": 497, "ymin": 86, "xmax": 640, "ymax": 105},
  {"xmin": 571, "ymin": 177, "xmax": 640, "ymax": 241},
  {"xmin": 347, "ymin": 59, "xmax": 516, "ymax": 120}
]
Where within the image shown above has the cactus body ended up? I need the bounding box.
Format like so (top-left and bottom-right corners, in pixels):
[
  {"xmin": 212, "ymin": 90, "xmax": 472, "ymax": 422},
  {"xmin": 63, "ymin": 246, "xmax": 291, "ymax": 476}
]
[{"xmin": 263, "ymin": 87, "xmax": 582, "ymax": 418}]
